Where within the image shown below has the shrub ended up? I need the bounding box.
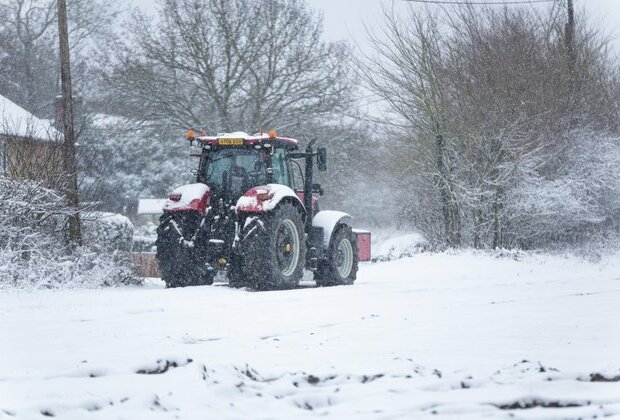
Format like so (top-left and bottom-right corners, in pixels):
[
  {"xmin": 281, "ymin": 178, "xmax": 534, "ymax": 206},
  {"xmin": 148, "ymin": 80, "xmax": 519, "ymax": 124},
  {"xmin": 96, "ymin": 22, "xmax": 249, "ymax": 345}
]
[{"xmin": 0, "ymin": 176, "xmax": 139, "ymax": 289}]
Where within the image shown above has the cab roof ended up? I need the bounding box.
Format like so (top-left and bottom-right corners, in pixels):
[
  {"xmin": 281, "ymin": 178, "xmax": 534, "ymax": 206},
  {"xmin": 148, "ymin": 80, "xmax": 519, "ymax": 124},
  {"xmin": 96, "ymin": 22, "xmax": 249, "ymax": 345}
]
[{"xmin": 195, "ymin": 131, "xmax": 298, "ymax": 147}]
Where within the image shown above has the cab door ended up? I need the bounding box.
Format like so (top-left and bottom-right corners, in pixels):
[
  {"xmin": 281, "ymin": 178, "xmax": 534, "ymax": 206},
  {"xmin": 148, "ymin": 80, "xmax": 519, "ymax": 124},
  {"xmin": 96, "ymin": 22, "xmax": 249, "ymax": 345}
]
[{"xmin": 271, "ymin": 148, "xmax": 294, "ymax": 188}]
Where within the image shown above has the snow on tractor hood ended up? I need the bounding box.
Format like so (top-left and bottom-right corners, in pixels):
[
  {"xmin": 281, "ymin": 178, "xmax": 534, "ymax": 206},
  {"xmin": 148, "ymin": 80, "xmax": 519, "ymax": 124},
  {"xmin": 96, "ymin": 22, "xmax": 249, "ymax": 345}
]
[
  {"xmin": 164, "ymin": 183, "xmax": 211, "ymax": 212},
  {"xmin": 236, "ymin": 184, "xmax": 301, "ymax": 213}
]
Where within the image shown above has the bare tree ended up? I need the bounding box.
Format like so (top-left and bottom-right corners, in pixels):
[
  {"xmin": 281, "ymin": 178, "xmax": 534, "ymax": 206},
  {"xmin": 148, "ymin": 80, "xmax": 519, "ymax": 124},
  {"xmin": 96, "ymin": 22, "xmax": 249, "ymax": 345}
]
[
  {"xmin": 0, "ymin": 0, "xmax": 56, "ymax": 115},
  {"xmin": 101, "ymin": 0, "xmax": 352, "ymax": 133},
  {"xmin": 360, "ymin": 7, "xmax": 461, "ymax": 246},
  {"xmin": 0, "ymin": 0, "xmax": 118, "ymax": 116},
  {"xmin": 363, "ymin": 4, "xmax": 620, "ymax": 249}
]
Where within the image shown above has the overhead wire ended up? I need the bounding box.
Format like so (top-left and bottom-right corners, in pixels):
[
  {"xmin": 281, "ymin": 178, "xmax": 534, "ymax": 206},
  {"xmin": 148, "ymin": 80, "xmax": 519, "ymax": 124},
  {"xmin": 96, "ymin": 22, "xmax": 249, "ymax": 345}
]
[{"xmin": 400, "ymin": 0, "xmax": 556, "ymax": 5}]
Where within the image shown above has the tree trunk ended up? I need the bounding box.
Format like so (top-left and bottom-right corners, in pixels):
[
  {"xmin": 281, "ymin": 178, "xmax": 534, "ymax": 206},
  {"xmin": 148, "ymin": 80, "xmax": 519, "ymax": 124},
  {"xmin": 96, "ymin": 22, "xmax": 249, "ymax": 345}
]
[
  {"xmin": 473, "ymin": 208, "xmax": 482, "ymax": 249},
  {"xmin": 435, "ymin": 133, "xmax": 461, "ymax": 247},
  {"xmin": 492, "ymin": 187, "xmax": 503, "ymax": 249}
]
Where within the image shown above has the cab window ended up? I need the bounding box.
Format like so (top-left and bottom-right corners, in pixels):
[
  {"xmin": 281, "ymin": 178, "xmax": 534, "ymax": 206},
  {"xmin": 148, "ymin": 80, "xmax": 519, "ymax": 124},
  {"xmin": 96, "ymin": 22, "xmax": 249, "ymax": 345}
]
[
  {"xmin": 199, "ymin": 148, "xmax": 268, "ymax": 193},
  {"xmin": 271, "ymin": 148, "xmax": 291, "ymax": 187}
]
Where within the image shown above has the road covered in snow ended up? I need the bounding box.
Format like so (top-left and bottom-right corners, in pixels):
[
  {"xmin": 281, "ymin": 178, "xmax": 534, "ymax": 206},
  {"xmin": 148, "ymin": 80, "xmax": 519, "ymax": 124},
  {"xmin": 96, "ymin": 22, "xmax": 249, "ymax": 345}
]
[{"xmin": 1, "ymin": 251, "xmax": 620, "ymax": 419}]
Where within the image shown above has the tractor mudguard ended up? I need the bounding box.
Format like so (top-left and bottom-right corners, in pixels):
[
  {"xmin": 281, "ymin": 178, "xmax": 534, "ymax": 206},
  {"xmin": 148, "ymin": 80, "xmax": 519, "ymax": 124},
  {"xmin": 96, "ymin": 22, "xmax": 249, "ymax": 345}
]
[
  {"xmin": 312, "ymin": 211, "xmax": 353, "ymax": 247},
  {"xmin": 235, "ymin": 184, "xmax": 305, "ymax": 214},
  {"xmin": 313, "ymin": 211, "xmax": 372, "ymax": 262},
  {"xmin": 163, "ymin": 183, "xmax": 211, "ymax": 214}
]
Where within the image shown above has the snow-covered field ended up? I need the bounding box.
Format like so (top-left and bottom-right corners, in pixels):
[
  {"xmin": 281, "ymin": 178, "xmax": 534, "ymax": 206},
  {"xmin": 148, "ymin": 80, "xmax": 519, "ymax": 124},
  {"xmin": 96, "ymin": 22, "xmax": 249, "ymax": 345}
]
[{"xmin": 2, "ymin": 250, "xmax": 620, "ymax": 419}]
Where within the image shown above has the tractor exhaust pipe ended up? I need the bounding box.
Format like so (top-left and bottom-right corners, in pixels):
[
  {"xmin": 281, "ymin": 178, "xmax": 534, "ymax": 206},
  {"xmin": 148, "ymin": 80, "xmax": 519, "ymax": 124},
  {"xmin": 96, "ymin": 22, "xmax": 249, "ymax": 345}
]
[{"xmin": 304, "ymin": 139, "xmax": 317, "ymax": 234}]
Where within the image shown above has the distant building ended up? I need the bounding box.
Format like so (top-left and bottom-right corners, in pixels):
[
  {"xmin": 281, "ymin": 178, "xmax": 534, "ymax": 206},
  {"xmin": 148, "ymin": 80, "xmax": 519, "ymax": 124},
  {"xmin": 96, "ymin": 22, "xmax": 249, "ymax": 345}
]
[
  {"xmin": 136, "ymin": 198, "xmax": 166, "ymax": 225},
  {"xmin": 0, "ymin": 94, "xmax": 63, "ymax": 186}
]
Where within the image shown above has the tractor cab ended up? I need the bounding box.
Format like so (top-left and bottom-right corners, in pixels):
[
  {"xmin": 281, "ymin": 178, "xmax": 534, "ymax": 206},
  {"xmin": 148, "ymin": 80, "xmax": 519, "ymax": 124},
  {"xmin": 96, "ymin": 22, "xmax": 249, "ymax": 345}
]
[{"xmin": 193, "ymin": 131, "xmax": 296, "ymax": 203}]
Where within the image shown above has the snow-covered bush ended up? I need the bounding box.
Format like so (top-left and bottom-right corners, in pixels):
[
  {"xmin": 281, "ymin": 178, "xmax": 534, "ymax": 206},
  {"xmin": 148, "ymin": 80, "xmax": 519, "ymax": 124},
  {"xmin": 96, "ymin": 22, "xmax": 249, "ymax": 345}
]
[
  {"xmin": 0, "ymin": 247, "xmax": 135, "ymax": 289},
  {"xmin": 82, "ymin": 211, "xmax": 134, "ymax": 252},
  {"xmin": 133, "ymin": 222, "xmax": 158, "ymax": 252},
  {"xmin": 503, "ymin": 130, "xmax": 620, "ymax": 248},
  {"xmin": 0, "ymin": 176, "xmax": 65, "ymax": 250},
  {"xmin": 0, "ymin": 176, "xmax": 138, "ymax": 289}
]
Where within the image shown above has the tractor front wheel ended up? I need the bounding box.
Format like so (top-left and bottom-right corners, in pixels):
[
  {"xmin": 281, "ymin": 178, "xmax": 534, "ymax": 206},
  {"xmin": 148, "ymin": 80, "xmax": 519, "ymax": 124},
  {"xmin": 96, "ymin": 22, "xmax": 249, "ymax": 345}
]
[
  {"xmin": 156, "ymin": 212, "xmax": 213, "ymax": 288},
  {"xmin": 315, "ymin": 226, "xmax": 358, "ymax": 287}
]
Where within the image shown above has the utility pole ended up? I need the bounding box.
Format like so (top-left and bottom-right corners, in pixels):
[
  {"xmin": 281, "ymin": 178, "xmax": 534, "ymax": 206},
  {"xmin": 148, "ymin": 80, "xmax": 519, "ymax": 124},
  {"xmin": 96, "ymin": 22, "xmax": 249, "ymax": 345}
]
[
  {"xmin": 563, "ymin": 0, "xmax": 578, "ymax": 121},
  {"xmin": 565, "ymin": 0, "xmax": 576, "ymax": 79},
  {"xmin": 57, "ymin": 0, "xmax": 81, "ymax": 247}
]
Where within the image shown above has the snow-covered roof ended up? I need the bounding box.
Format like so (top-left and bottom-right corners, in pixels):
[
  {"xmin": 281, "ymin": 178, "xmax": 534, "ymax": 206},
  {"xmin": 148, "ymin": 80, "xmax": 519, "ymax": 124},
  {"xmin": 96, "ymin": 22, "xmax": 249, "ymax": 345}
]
[
  {"xmin": 0, "ymin": 94, "xmax": 60, "ymax": 141},
  {"xmin": 138, "ymin": 198, "xmax": 167, "ymax": 215}
]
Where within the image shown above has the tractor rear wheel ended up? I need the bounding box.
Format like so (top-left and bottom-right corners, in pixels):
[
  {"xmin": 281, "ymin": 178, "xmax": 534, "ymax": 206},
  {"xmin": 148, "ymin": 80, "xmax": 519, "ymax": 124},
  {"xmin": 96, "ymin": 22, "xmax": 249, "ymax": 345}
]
[
  {"xmin": 237, "ymin": 203, "xmax": 306, "ymax": 290},
  {"xmin": 315, "ymin": 226, "xmax": 358, "ymax": 286},
  {"xmin": 156, "ymin": 212, "xmax": 214, "ymax": 288}
]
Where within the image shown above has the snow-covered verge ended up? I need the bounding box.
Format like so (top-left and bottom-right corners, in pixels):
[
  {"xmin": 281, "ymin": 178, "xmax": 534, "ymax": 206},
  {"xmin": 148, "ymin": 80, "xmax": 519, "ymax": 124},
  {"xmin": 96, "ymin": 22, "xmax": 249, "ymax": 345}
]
[
  {"xmin": 371, "ymin": 228, "xmax": 428, "ymax": 261},
  {"xmin": 1, "ymin": 251, "xmax": 619, "ymax": 418},
  {"xmin": 0, "ymin": 248, "xmax": 136, "ymax": 290}
]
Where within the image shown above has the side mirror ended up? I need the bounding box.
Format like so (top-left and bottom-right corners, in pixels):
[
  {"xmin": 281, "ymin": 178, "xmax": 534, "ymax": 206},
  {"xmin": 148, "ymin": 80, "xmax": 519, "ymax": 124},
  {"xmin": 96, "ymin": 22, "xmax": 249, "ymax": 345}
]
[
  {"xmin": 312, "ymin": 183, "xmax": 324, "ymax": 196},
  {"xmin": 317, "ymin": 147, "xmax": 327, "ymax": 172}
]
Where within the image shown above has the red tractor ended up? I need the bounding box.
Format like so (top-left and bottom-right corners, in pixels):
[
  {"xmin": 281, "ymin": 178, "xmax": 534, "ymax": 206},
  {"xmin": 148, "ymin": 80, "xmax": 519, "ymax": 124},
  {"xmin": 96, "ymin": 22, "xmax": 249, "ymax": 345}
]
[{"xmin": 156, "ymin": 130, "xmax": 371, "ymax": 290}]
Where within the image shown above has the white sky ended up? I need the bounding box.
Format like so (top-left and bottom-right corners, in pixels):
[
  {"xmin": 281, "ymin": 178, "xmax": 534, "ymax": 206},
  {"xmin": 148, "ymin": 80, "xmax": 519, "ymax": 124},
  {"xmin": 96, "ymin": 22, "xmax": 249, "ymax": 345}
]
[
  {"xmin": 126, "ymin": 0, "xmax": 620, "ymax": 52},
  {"xmin": 309, "ymin": 0, "xmax": 620, "ymax": 51}
]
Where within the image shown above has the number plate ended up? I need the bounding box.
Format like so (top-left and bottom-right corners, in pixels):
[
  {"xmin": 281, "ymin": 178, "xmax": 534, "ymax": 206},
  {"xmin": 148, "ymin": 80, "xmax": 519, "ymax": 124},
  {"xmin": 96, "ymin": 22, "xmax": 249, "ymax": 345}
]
[{"xmin": 218, "ymin": 138, "xmax": 244, "ymax": 145}]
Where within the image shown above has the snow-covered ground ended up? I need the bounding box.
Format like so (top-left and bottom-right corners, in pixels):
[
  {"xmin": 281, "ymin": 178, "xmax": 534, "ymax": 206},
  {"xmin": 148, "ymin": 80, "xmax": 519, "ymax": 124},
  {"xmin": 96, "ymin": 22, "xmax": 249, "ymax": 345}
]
[{"xmin": 1, "ymin": 250, "xmax": 620, "ymax": 419}]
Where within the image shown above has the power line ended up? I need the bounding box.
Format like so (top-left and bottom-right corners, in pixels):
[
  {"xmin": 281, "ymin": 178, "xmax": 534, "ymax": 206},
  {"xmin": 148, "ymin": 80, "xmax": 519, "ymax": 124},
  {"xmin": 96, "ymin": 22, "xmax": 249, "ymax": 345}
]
[{"xmin": 400, "ymin": 0, "xmax": 555, "ymax": 5}]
